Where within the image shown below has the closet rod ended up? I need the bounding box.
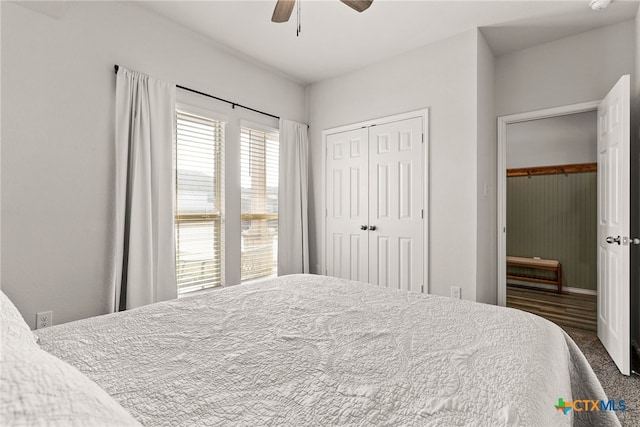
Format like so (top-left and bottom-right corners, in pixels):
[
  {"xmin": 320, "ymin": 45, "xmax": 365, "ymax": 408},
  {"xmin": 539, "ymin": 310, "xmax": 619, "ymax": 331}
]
[{"xmin": 114, "ymin": 65, "xmax": 280, "ymax": 121}]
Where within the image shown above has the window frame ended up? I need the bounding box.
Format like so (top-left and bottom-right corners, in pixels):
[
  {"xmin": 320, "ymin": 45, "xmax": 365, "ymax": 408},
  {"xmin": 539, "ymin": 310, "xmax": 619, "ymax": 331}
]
[
  {"xmin": 174, "ymin": 104, "xmax": 227, "ymax": 295},
  {"xmin": 239, "ymin": 120, "xmax": 280, "ymax": 283}
]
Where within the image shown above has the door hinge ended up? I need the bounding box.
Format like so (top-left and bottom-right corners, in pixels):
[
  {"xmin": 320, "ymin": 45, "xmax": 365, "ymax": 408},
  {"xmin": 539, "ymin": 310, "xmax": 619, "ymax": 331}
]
[
  {"xmin": 326, "ymin": 208, "xmax": 328, "ymax": 217},
  {"xmin": 421, "ymin": 134, "xmax": 424, "ymax": 143},
  {"xmin": 421, "ymin": 209, "xmax": 424, "ymax": 219}
]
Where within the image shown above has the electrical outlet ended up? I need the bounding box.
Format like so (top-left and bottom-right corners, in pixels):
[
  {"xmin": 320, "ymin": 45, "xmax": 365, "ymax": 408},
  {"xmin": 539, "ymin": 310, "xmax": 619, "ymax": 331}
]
[
  {"xmin": 36, "ymin": 311, "xmax": 53, "ymax": 329},
  {"xmin": 451, "ymin": 286, "xmax": 461, "ymax": 299}
]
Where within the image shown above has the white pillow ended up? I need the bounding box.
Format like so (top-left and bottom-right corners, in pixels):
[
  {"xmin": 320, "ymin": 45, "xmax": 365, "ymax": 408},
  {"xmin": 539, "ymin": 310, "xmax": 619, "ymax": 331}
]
[
  {"xmin": 0, "ymin": 289, "xmax": 37, "ymax": 347},
  {"xmin": 0, "ymin": 290, "xmax": 141, "ymax": 426}
]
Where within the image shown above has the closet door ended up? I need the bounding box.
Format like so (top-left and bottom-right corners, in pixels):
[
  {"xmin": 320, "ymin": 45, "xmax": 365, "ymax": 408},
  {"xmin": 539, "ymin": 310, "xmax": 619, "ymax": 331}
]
[
  {"xmin": 368, "ymin": 117, "xmax": 424, "ymax": 292},
  {"xmin": 325, "ymin": 127, "xmax": 369, "ymax": 282}
]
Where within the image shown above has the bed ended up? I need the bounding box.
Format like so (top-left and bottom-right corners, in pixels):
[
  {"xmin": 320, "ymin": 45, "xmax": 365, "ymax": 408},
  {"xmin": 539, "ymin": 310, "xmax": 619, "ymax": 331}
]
[{"xmin": 2, "ymin": 274, "xmax": 618, "ymax": 426}]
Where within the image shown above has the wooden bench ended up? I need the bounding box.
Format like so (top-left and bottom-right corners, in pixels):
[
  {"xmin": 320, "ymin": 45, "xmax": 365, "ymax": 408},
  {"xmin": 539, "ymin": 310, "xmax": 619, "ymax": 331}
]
[{"xmin": 506, "ymin": 256, "xmax": 562, "ymax": 294}]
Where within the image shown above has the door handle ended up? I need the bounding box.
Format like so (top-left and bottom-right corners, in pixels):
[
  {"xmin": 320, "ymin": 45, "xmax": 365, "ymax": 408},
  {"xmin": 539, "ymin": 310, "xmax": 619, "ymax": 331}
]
[
  {"xmin": 360, "ymin": 225, "xmax": 368, "ymax": 230},
  {"xmin": 606, "ymin": 236, "xmax": 621, "ymax": 245},
  {"xmin": 631, "ymin": 238, "xmax": 640, "ymax": 245},
  {"xmin": 368, "ymin": 225, "xmax": 377, "ymax": 231}
]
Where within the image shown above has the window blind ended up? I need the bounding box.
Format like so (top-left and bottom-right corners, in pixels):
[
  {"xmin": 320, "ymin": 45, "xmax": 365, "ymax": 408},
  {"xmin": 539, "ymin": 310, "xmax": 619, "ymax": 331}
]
[
  {"xmin": 175, "ymin": 111, "xmax": 224, "ymax": 294},
  {"xmin": 240, "ymin": 125, "xmax": 279, "ymax": 282}
]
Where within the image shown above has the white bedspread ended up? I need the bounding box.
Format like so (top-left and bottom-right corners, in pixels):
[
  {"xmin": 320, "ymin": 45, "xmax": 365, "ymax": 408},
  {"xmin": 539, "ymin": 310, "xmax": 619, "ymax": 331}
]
[{"xmin": 36, "ymin": 274, "xmax": 617, "ymax": 426}]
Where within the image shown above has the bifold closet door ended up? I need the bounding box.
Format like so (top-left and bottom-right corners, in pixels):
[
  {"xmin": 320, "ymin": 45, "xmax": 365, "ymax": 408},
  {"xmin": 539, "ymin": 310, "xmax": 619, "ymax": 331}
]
[
  {"xmin": 368, "ymin": 118, "xmax": 424, "ymax": 292},
  {"xmin": 325, "ymin": 127, "xmax": 369, "ymax": 282},
  {"xmin": 325, "ymin": 116, "xmax": 424, "ymax": 292}
]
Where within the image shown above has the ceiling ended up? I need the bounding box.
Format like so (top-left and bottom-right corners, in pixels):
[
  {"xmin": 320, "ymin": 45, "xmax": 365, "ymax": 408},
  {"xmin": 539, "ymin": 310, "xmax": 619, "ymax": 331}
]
[{"xmin": 140, "ymin": 1, "xmax": 639, "ymax": 85}]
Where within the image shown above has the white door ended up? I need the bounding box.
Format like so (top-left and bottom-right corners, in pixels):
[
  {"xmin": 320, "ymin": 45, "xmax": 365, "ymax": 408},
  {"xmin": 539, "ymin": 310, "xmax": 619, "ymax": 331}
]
[
  {"xmin": 369, "ymin": 118, "xmax": 424, "ymax": 292},
  {"xmin": 326, "ymin": 127, "xmax": 369, "ymax": 282},
  {"xmin": 597, "ymin": 75, "xmax": 630, "ymax": 375}
]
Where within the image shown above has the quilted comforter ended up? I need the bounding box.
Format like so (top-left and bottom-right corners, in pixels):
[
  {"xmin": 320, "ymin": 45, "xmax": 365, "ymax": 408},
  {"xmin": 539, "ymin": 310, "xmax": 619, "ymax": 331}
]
[{"xmin": 35, "ymin": 274, "xmax": 618, "ymax": 426}]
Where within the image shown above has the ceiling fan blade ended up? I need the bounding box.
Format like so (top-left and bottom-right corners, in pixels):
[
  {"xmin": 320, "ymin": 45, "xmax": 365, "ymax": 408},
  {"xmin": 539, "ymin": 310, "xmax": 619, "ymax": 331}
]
[
  {"xmin": 272, "ymin": 0, "xmax": 296, "ymax": 23},
  {"xmin": 340, "ymin": 0, "xmax": 373, "ymax": 13}
]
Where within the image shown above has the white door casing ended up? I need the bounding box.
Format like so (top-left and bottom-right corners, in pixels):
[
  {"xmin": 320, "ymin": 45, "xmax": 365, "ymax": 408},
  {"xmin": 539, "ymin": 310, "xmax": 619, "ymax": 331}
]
[
  {"xmin": 325, "ymin": 127, "xmax": 369, "ymax": 282},
  {"xmin": 597, "ymin": 75, "xmax": 630, "ymax": 376},
  {"xmin": 369, "ymin": 118, "xmax": 424, "ymax": 292}
]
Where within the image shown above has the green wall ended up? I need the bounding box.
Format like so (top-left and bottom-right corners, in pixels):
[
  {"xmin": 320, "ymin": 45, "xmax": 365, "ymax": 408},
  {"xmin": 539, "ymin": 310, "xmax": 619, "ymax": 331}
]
[{"xmin": 506, "ymin": 172, "xmax": 597, "ymax": 291}]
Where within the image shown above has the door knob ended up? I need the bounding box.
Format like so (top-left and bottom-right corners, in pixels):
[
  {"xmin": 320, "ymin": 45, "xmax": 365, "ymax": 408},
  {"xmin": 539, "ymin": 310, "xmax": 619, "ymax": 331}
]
[
  {"xmin": 368, "ymin": 225, "xmax": 377, "ymax": 231},
  {"xmin": 632, "ymin": 238, "xmax": 640, "ymax": 245},
  {"xmin": 606, "ymin": 236, "xmax": 621, "ymax": 245},
  {"xmin": 360, "ymin": 225, "xmax": 368, "ymax": 230}
]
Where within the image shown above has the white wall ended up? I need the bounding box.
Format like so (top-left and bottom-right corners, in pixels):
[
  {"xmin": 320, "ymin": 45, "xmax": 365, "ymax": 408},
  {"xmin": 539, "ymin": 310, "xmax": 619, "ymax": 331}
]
[
  {"xmin": 506, "ymin": 111, "xmax": 597, "ymax": 169},
  {"xmin": 308, "ymin": 30, "xmax": 480, "ymax": 300},
  {"xmin": 476, "ymin": 31, "xmax": 497, "ymax": 305},
  {"xmin": 496, "ymin": 19, "xmax": 636, "ymax": 117},
  {"xmin": 1, "ymin": 1, "xmax": 306, "ymax": 328}
]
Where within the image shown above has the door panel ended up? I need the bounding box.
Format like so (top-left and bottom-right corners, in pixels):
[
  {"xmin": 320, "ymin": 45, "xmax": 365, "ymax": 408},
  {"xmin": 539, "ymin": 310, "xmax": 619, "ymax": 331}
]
[
  {"xmin": 399, "ymin": 161, "xmax": 413, "ymax": 219},
  {"xmin": 377, "ymin": 163, "xmax": 390, "ymax": 219},
  {"xmin": 326, "ymin": 128, "xmax": 369, "ymax": 282},
  {"xmin": 368, "ymin": 118, "xmax": 424, "ymax": 292},
  {"xmin": 399, "ymin": 237, "xmax": 413, "ymax": 290},
  {"xmin": 375, "ymin": 235, "xmax": 391, "ymax": 288},
  {"xmin": 597, "ymin": 75, "xmax": 630, "ymax": 375},
  {"xmin": 349, "ymin": 234, "xmax": 362, "ymax": 280}
]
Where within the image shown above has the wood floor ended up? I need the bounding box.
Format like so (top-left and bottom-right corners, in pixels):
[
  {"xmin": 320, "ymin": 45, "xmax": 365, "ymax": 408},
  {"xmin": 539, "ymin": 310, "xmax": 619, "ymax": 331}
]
[{"xmin": 506, "ymin": 284, "xmax": 597, "ymax": 336}]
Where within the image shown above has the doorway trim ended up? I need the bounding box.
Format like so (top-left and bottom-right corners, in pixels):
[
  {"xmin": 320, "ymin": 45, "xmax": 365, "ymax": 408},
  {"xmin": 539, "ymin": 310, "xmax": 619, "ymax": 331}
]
[{"xmin": 497, "ymin": 100, "xmax": 601, "ymax": 306}]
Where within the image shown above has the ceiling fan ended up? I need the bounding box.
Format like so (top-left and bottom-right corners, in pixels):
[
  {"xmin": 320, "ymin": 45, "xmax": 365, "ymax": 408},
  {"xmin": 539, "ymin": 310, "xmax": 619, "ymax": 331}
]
[{"xmin": 271, "ymin": 0, "xmax": 373, "ymax": 23}]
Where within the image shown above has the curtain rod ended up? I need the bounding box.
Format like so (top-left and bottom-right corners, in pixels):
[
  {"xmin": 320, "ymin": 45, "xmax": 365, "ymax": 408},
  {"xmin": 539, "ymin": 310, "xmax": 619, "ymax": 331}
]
[{"xmin": 114, "ymin": 65, "xmax": 280, "ymax": 121}]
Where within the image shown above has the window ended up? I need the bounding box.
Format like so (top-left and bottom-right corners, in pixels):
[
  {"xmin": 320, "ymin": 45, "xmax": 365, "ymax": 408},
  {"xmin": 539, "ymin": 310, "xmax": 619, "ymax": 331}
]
[
  {"xmin": 240, "ymin": 125, "xmax": 279, "ymax": 282},
  {"xmin": 175, "ymin": 110, "xmax": 224, "ymax": 294}
]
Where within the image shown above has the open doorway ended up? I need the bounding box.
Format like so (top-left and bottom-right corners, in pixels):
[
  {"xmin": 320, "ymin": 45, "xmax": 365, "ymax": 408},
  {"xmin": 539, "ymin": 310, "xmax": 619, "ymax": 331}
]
[
  {"xmin": 497, "ymin": 100, "xmax": 601, "ymax": 307},
  {"xmin": 503, "ymin": 111, "xmax": 597, "ymax": 335},
  {"xmin": 497, "ymin": 76, "xmax": 631, "ymax": 375}
]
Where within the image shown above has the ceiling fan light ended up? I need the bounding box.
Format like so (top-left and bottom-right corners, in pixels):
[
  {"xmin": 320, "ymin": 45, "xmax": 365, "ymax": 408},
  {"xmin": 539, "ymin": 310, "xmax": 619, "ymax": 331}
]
[{"xmin": 589, "ymin": 0, "xmax": 611, "ymax": 10}]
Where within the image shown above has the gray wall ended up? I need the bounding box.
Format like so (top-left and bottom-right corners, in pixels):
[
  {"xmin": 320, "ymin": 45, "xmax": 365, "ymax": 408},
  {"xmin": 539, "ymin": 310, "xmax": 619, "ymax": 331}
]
[
  {"xmin": 507, "ymin": 111, "xmax": 597, "ymax": 169},
  {"xmin": 476, "ymin": 31, "xmax": 497, "ymax": 305},
  {"xmin": 308, "ymin": 30, "xmax": 481, "ymax": 301},
  {"xmin": 1, "ymin": 2, "xmax": 306, "ymax": 329},
  {"xmin": 507, "ymin": 173, "xmax": 597, "ymax": 291},
  {"xmin": 496, "ymin": 20, "xmax": 636, "ymax": 117}
]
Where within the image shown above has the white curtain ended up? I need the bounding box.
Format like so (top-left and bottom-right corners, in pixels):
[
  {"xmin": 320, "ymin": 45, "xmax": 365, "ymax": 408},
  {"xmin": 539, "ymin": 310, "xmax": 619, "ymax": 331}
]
[
  {"xmin": 278, "ymin": 119, "xmax": 310, "ymax": 275},
  {"xmin": 111, "ymin": 67, "xmax": 176, "ymax": 312}
]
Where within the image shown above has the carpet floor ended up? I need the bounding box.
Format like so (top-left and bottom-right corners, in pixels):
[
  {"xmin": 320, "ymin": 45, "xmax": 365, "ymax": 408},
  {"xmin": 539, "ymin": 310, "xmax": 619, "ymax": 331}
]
[{"xmin": 567, "ymin": 330, "xmax": 640, "ymax": 426}]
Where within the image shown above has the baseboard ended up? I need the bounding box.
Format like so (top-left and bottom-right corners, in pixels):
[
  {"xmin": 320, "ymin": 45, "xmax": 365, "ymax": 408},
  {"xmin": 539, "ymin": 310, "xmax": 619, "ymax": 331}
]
[{"xmin": 507, "ymin": 279, "xmax": 597, "ymax": 296}]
